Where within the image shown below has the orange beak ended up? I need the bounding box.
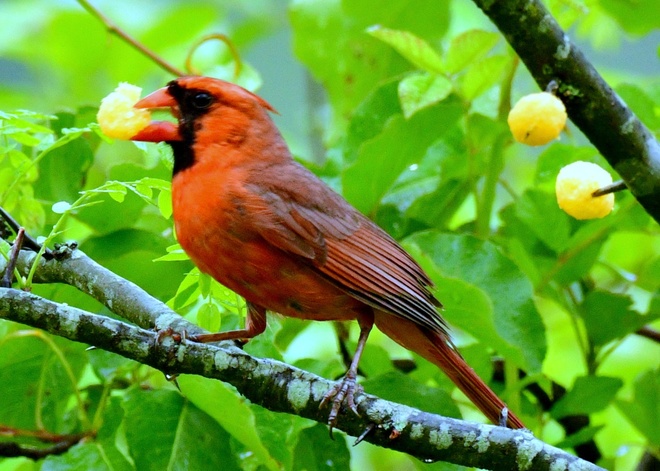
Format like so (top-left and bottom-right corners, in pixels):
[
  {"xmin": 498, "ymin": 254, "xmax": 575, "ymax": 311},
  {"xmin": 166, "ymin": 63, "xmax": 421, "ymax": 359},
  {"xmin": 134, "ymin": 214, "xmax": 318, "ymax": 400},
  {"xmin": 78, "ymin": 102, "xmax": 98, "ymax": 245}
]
[{"xmin": 130, "ymin": 87, "xmax": 183, "ymax": 142}]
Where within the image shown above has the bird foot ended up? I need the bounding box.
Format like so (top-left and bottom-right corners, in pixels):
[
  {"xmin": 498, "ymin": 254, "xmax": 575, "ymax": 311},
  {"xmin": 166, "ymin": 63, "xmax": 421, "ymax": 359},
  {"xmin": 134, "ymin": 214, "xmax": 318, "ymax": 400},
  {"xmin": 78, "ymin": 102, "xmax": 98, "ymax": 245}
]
[{"xmin": 320, "ymin": 373, "xmax": 363, "ymax": 433}]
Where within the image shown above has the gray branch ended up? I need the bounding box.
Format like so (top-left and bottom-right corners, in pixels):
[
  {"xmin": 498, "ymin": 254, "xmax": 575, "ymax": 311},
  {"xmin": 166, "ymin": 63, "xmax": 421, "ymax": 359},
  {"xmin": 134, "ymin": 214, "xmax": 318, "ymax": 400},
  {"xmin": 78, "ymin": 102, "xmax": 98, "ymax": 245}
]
[
  {"xmin": 0, "ymin": 250, "xmax": 602, "ymax": 470},
  {"xmin": 473, "ymin": 0, "xmax": 660, "ymax": 224}
]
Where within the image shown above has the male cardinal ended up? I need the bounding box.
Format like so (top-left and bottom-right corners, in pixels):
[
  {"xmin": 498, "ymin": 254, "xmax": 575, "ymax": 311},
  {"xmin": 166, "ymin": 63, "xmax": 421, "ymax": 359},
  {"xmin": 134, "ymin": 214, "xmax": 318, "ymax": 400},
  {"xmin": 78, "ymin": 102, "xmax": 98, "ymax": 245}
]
[{"xmin": 130, "ymin": 76, "xmax": 525, "ymax": 429}]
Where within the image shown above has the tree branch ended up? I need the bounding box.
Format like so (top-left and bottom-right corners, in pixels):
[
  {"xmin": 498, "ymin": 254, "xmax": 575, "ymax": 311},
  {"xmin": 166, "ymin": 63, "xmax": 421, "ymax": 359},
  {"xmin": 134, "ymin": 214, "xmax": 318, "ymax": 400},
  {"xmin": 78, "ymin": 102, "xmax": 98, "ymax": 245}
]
[
  {"xmin": 12, "ymin": 249, "xmax": 196, "ymax": 335},
  {"xmin": 77, "ymin": 0, "xmax": 184, "ymax": 77},
  {"xmin": 0, "ymin": 251, "xmax": 603, "ymax": 470},
  {"xmin": 473, "ymin": 0, "xmax": 660, "ymax": 224}
]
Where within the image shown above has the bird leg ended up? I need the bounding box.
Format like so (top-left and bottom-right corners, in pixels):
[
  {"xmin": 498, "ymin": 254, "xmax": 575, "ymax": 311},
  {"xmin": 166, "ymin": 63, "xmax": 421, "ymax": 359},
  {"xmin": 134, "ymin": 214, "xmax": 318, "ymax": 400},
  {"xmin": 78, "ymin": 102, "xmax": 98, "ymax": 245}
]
[
  {"xmin": 188, "ymin": 302, "xmax": 267, "ymax": 343},
  {"xmin": 321, "ymin": 317, "xmax": 373, "ymax": 430}
]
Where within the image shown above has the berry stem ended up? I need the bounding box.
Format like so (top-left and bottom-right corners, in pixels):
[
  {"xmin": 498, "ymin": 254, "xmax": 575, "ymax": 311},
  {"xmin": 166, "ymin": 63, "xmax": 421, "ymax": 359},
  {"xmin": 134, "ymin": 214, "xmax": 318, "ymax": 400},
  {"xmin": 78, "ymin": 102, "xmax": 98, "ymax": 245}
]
[{"xmin": 591, "ymin": 180, "xmax": 627, "ymax": 197}]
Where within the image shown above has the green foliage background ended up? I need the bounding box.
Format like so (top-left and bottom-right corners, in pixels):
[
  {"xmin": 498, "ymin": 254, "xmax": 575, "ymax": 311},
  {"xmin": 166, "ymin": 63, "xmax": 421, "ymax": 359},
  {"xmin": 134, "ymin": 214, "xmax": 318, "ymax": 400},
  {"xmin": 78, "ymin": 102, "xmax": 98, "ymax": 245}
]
[{"xmin": 1, "ymin": 0, "xmax": 659, "ymax": 470}]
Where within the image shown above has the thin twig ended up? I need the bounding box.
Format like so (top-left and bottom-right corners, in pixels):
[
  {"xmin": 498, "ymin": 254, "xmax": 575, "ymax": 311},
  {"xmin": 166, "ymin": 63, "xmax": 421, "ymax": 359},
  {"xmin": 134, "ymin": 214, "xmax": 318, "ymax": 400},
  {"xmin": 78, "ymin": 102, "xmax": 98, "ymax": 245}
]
[
  {"xmin": 1, "ymin": 228, "xmax": 24, "ymax": 287},
  {"xmin": 636, "ymin": 326, "xmax": 660, "ymax": 344},
  {"xmin": 77, "ymin": 0, "xmax": 185, "ymax": 77},
  {"xmin": 0, "ymin": 206, "xmax": 51, "ymax": 258},
  {"xmin": 0, "ymin": 426, "xmax": 90, "ymax": 444},
  {"xmin": 592, "ymin": 180, "xmax": 627, "ymax": 197},
  {"xmin": 0, "ymin": 440, "xmax": 80, "ymax": 460}
]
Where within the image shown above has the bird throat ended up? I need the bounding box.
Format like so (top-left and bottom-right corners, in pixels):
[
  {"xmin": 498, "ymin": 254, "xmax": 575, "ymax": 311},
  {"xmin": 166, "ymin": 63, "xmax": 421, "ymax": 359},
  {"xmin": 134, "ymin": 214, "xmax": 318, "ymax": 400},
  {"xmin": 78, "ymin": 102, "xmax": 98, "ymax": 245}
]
[{"xmin": 170, "ymin": 139, "xmax": 195, "ymax": 176}]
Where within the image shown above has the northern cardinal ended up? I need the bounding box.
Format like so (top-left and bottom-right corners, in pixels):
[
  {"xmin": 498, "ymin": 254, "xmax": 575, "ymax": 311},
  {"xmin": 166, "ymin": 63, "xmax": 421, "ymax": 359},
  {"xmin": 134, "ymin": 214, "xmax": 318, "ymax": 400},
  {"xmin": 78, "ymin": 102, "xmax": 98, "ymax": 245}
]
[{"xmin": 130, "ymin": 76, "xmax": 525, "ymax": 429}]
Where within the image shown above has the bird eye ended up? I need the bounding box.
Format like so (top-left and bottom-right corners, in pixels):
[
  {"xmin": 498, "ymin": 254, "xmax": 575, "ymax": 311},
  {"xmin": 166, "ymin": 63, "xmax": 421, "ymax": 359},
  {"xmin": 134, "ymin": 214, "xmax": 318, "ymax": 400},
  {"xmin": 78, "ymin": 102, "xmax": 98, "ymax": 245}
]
[{"xmin": 190, "ymin": 92, "xmax": 213, "ymax": 110}]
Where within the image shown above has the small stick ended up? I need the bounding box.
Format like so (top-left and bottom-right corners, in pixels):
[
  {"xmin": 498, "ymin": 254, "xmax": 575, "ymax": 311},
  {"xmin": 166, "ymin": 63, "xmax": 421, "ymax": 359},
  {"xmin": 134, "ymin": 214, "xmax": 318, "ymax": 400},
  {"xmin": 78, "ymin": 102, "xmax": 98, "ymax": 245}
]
[
  {"xmin": 636, "ymin": 326, "xmax": 660, "ymax": 344},
  {"xmin": 2, "ymin": 228, "xmax": 25, "ymax": 288},
  {"xmin": 353, "ymin": 423, "xmax": 375, "ymax": 446},
  {"xmin": 545, "ymin": 79, "xmax": 559, "ymax": 94},
  {"xmin": 0, "ymin": 206, "xmax": 53, "ymax": 259},
  {"xmin": 592, "ymin": 180, "xmax": 627, "ymax": 197}
]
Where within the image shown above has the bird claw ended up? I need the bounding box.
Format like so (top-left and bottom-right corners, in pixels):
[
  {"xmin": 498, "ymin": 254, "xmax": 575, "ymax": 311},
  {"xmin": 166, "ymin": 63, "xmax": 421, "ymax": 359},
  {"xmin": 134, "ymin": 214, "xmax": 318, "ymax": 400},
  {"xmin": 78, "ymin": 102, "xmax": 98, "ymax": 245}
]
[{"xmin": 320, "ymin": 374, "xmax": 363, "ymax": 435}]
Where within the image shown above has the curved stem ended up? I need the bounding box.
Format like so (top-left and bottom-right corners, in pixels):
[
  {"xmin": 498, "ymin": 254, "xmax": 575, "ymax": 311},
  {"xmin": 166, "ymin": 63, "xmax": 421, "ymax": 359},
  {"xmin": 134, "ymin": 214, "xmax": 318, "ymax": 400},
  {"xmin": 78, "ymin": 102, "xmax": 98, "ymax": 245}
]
[{"xmin": 184, "ymin": 34, "xmax": 243, "ymax": 79}]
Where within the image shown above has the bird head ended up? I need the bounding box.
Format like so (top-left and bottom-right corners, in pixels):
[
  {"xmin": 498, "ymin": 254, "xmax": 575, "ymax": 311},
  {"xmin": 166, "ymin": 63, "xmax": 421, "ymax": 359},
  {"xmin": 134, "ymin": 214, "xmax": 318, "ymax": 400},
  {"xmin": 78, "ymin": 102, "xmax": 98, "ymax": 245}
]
[{"xmin": 130, "ymin": 76, "xmax": 279, "ymax": 174}]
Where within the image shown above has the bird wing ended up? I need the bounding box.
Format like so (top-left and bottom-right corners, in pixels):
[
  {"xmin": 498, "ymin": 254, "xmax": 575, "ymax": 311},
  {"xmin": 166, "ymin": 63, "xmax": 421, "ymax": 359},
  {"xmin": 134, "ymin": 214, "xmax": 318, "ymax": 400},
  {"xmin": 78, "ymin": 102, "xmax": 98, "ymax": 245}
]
[{"xmin": 244, "ymin": 162, "xmax": 446, "ymax": 334}]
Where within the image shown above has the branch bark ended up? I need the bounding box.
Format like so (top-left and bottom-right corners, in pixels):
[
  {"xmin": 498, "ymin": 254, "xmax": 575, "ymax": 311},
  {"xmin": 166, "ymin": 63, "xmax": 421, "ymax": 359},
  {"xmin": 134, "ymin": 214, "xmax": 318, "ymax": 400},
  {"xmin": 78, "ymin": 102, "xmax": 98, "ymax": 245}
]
[
  {"xmin": 473, "ymin": 0, "xmax": 660, "ymax": 224},
  {"xmin": 0, "ymin": 250, "xmax": 602, "ymax": 471}
]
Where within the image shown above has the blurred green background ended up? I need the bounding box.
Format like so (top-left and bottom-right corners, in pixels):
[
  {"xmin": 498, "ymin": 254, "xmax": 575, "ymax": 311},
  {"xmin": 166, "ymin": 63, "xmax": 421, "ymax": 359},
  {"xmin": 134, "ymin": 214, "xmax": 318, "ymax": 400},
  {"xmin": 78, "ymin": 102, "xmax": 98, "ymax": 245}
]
[{"xmin": 1, "ymin": 1, "xmax": 659, "ymax": 470}]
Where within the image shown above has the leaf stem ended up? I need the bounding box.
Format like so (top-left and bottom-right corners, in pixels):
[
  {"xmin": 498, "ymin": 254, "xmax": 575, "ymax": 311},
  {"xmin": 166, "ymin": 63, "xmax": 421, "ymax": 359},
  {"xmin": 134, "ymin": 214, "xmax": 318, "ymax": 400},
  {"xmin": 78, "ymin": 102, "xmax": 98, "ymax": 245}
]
[
  {"xmin": 476, "ymin": 131, "xmax": 507, "ymax": 238},
  {"xmin": 475, "ymin": 55, "xmax": 517, "ymax": 238}
]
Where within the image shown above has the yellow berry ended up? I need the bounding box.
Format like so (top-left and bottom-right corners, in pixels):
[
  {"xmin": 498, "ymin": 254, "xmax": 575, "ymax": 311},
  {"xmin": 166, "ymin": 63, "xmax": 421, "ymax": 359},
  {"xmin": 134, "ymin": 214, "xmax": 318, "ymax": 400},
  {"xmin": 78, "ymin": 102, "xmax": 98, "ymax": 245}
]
[
  {"xmin": 556, "ymin": 161, "xmax": 614, "ymax": 220},
  {"xmin": 97, "ymin": 83, "xmax": 151, "ymax": 139},
  {"xmin": 508, "ymin": 92, "xmax": 567, "ymax": 146}
]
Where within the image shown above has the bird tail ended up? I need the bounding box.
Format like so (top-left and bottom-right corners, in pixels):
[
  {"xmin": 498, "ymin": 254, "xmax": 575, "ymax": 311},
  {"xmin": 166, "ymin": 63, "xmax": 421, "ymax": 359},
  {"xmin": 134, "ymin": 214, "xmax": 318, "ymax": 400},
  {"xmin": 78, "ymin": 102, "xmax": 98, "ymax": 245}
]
[{"xmin": 373, "ymin": 312, "xmax": 525, "ymax": 429}]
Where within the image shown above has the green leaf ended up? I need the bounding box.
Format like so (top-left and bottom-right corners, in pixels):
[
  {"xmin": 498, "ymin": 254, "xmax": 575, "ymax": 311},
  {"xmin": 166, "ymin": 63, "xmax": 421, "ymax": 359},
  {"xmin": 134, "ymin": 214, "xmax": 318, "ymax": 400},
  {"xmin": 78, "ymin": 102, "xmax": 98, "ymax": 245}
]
[
  {"xmin": 177, "ymin": 376, "xmax": 280, "ymax": 471},
  {"xmin": 600, "ymin": 0, "xmax": 660, "ymax": 35},
  {"xmin": 134, "ymin": 182, "xmax": 153, "ymax": 199},
  {"xmin": 123, "ymin": 388, "xmax": 240, "ymax": 471},
  {"xmin": 344, "ymin": 0, "xmax": 449, "ymax": 40},
  {"xmin": 87, "ymin": 349, "xmax": 136, "ymax": 383},
  {"xmin": 405, "ymin": 232, "xmax": 546, "ymax": 371},
  {"xmin": 74, "ymin": 191, "xmax": 143, "ymax": 235},
  {"xmin": 553, "ymin": 425, "xmax": 605, "ymax": 449},
  {"xmin": 404, "ymin": 253, "xmax": 526, "ymax": 367},
  {"xmin": 459, "ymin": 54, "xmax": 511, "ymax": 100},
  {"xmin": 367, "ymin": 25, "xmax": 444, "ymax": 74},
  {"xmin": 157, "ymin": 187, "xmax": 173, "ymax": 219},
  {"xmin": 197, "ymin": 301, "xmax": 221, "ymax": 332},
  {"xmin": 43, "ymin": 398, "xmax": 132, "ymax": 471},
  {"xmin": 343, "ymin": 78, "xmax": 401, "ymax": 163},
  {"xmin": 638, "ymin": 256, "xmax": 660, "ymax": 291},
  {"xmin": 82, "ymin": 229, "xmax": 190, "ymax": 300},
  {"xmin": 290, "ymin": 0, "xmax": 415, "ymax": 136},
  {"xmin": 384, "ymin": 128, "xmax": 469, "ymax": 230},
  {"xmin": 342, "ymin": 97, "xmax": 462, "ymax": 214},
  {"xmin": 581, "ymin": 291, "xmax": 659, "ymax": 347},
  {"xmin": 535, "ymin": 145, "xmax": 599, "ymax": 189},
  {"xmin": 551, "ymin": 376, "xmax": 623, "ymax": 419},
  {"xmin": 0, "ymin": 336, "xmax": 87, "ymax": 432},
  {"xmin": 249, "ymin": 406, "xmax": 310, "ymax": 470},
  {"xmin": 7, "ymin": 149, "xmax": 37, "ymax": 182},
  {"xmin": 398, "ymin": 72, "xmax": 452, "ymax": 119},
  {"xmin": 292, "ymin": 423, "xmax": 350, "ymax": 471},
  {"xmin": 105, "ymin": 183, "xmax": 127, "ymax": 203},
  {"xmin": 444, "ymin": 29, "xmax": 500, "ymax": 74},
  {"xmin": 5, "ymin": 130, "xmax": 41, "ymax": 146},
  {"xmin": 553, "ymin": 217, "xmax": 614, "ymax": 285},
  {"xmin": 515, "ymin": 189, "xmax": 571, "ymax": 253},
  {"xmin": 616, "ymin": 369, "xmax": 660, "ymax": 445},
  {"xmin": 153, "ymin": 244, "xmax": 189, "ymax": 263},
  {"xmin": 42, "ymin": 442, "xmax": 133, "ymax": 471},
  {"xmin": 615, "ymin": 83, "xmax": 660, "ymax": 131},
  {"xmin": 398, "ymin": 177, "xmax": 471, "ymax": 232}
]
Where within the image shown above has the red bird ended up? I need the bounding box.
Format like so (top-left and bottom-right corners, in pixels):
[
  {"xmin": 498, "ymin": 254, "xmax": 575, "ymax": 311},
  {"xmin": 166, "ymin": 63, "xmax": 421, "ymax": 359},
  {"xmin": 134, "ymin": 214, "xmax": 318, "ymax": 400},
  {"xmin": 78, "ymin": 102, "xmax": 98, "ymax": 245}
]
[{"xmin": 131, "ymin": 76, "xmax": 525, "ymax": 429}]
